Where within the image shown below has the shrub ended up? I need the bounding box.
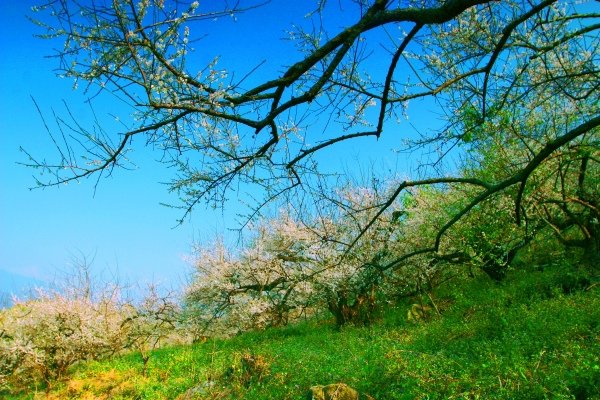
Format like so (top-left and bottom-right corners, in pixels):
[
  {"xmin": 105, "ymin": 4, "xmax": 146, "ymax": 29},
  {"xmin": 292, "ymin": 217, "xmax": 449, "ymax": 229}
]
[
  {"xmin": 0, "ymin": 277, "xmax": 183, "ymax": 392},
  {"xmin": 0, "ymin": 289, "xmax": 128, "ymax": 390}
]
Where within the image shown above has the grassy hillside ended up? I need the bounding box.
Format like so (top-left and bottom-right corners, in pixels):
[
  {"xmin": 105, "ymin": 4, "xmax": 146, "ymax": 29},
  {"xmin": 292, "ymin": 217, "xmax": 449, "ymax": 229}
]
[{"xmin": 7, "ymin": 265, "xmax": 599, "ymax": 399}]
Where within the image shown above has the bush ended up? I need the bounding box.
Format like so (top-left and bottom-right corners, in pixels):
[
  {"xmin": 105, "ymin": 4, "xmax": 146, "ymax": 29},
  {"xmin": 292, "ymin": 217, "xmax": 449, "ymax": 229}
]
[
  {"xmin": 0, "ymin": 289, "xmax": 129, "ymax": 390},
  {"xmin": 0, "ymin": 276, "xmax": 183, "ymax": 393}
]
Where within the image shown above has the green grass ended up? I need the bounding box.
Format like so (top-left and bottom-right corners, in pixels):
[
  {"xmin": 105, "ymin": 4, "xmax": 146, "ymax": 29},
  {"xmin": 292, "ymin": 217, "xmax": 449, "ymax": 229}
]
[{"xmin": 6, "ymin": 266, "xmax": 600, "ymax": 399}]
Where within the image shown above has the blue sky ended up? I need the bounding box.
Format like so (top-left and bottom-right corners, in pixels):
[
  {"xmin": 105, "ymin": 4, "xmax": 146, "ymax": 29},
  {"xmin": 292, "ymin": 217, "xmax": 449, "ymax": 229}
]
[
  {"xmin": 0, "ymin": 1, "xmax": 440, "ymax": 294},
  {"xmin": 0, "ymin": 1, "xmax": 227, "ymax": 290}
]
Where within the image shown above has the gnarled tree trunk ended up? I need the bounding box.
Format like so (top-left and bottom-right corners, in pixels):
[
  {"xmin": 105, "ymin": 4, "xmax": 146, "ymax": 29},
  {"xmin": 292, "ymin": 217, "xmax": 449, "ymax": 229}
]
[{"xmin": 327, "ymin": 285, "xmax": 377, "ymax": 327}]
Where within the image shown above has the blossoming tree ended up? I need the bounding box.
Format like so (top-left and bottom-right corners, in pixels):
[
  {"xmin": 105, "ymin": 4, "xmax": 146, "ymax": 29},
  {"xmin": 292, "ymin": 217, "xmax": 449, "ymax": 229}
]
[{"xmin": 25, "ymin": 0, "xmax": 599, "ymax": 278}]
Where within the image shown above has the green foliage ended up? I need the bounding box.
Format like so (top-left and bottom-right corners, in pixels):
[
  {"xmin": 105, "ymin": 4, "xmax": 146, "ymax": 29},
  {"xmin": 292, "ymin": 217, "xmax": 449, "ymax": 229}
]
[
  {"xmin": 16, "ymin": 0, "xmax": 600, "ymax": 397},
  {"xmin": 4, "ymin": 265, "xmax": 597, "ymax": 399}
]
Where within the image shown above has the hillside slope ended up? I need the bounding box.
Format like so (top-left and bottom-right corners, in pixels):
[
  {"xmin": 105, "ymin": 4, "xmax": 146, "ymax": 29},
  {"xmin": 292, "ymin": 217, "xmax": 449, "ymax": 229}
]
[{"xmin": 6, "ymin": 266, "xmax": 600, "ymax": 400}]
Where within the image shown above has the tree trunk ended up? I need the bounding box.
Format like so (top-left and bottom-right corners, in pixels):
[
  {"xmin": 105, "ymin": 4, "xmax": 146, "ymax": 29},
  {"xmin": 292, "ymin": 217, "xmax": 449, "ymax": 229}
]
[
  {"xmin": 481, "ymin": 259, "xmax": 509, "ymax": 282},
  {"xmin": 327, "ymin": 286, "xmax": 377, "ymax": 327},
  {"xmin": 583, "ymin": 224, "xmax": 600, "ymax": 271}
]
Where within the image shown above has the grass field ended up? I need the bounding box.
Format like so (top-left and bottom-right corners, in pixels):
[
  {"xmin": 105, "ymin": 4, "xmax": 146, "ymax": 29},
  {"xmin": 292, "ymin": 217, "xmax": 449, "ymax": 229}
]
[{"xmin": 6, "ymin": 265, "xmax": 599, "ymax": 399}]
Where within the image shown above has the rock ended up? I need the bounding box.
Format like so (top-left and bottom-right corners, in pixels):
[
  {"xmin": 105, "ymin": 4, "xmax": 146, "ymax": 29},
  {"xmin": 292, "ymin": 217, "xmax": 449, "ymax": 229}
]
[
  {"xmin": 176, "ymin": 380, "xmax": 215, "ymax": 399},
  {"xmin": 407, "ymin": 303, "xmax": 432, "ymax": 323},
  {"xmin": 307, "ymin": 383, "xmax": 374, "ymax": 400}
]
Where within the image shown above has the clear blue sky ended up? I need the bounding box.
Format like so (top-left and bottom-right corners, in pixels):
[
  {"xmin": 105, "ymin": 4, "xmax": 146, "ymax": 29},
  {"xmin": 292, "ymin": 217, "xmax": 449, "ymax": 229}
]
[
  {"xmin": 0, "ymin": 1, "xmax": 438, "ymax": 293},
  {"xmin": 0, "ymin": 0, "xmax": 234, "ymax": 289}
]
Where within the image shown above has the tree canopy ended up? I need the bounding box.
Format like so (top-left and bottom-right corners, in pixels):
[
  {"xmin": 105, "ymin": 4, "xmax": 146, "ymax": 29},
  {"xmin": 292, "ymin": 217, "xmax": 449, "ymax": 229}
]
[{"xmin": 26, "ymin": 0, "xmax": 599, "ymax": 272}]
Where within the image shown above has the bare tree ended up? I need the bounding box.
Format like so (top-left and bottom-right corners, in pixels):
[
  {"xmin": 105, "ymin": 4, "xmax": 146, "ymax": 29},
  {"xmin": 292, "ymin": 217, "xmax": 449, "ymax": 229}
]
[{"xmin": 24, "ymin": 0, "xmax": 599, "ymax": 268}]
